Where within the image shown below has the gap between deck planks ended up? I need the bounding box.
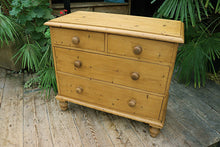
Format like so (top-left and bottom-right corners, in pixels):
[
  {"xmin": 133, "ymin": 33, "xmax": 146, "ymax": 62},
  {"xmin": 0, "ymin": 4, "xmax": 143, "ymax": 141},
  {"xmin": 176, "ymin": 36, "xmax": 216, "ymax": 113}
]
[{"xmin": 0, "ymin": 69, "xmax": 219, "ymax": 147}]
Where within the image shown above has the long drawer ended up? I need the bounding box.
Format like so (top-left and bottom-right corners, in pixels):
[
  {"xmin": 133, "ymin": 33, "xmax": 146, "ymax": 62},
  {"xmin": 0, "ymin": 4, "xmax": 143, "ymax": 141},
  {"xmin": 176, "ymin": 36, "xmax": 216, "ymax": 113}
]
[
  {"xmin": 50, "ymin": 27, "xmax": 105, "ymax": 51},
  {"xmin": 54, "ymin": 47, "xmax": 170, "ymax": 94},
  {"xmin": 57, "ymin": 72, "xmax": 164, "ymax": 120}
]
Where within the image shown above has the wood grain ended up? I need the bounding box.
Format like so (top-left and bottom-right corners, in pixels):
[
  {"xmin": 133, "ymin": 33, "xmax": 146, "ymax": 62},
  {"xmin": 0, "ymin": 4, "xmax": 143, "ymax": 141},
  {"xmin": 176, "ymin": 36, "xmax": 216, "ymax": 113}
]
[
  {"xmin": 46, "ymin": 98, "xmax": 83, "ymax": 147},
  {"xmin": 0, "ymin": 68, "xmax": 219, "ymax": 146},
  {"xmin": 108, "ymin": 34, "xmax": 176, "ymax": 64},
  {"xmin": 23, "ymin": 74, "xmax": 54, "ymax": 147},
  {"xmin": 162, "ymin": 110, "xmax": 203, "ymax": 147},
  {"xmin": 45, "ymin": 11, "xmax": 184, "ymax": 138},
  {"xmin": 103, "ymin": 114, "xmax": 145, "ymax": 147},
  {"xmin": 57, "ymin": 72, "xmax": 164, "ymax": 121},
  {"xmin": 168, "ymin": 93, "xmax": 219, "ymax": 146},
  {"xmin": 46, "ymin": 11, "xmax": 184, "ymax": 43},
  {"xmin": 129, "ymin": 120, "xmax": 177, "ymax": 147},
  {"xmin": 158, "ymin": 43, "xmax": 179, "ymax": 122},
  {"xmin": 55, "ymin": 47, "xmax": 169, "ymax": 94},
  {"xmin": 50, "ymin": 27, "xmax": 104, "ymax": 52},
  {"xmin": 23, "ymin": 93, "xmax": 54, "ymax": 147},
  {"xmin": 170, "ymin": 80, "xmax": 220, "ymax": 132},
  {"xmin": 69, "ymin": 103, "xmax": 114, "ymax": 147},
  {"xmin": 0, "ymin": 73, "xmax": 23, "ymax": 147}
]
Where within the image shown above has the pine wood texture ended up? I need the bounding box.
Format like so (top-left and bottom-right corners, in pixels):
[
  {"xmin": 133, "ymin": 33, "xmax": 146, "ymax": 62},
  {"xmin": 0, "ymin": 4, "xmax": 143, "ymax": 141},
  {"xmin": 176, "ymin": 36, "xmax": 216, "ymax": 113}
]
[
  {"xmin": 45, "ymin": 11, "xmax": 184, "ymax": 43},
  {"xmin": 50, "ymin": 27, "xmax": 105, "ymax": 52},
  {"xmin": 54, "ymin": 47, "xmax": 169, "ymax": 94},
  {"xmin": 45, "ymin": 11, "xmax": 184, "ymax": 137},
  {"xmin": 57, "ymin": 72, "xmax": 163, "ymax": 121},
  {"xmin": 108, "ymin": 34, "xmax": 176, "ymax": 64}
]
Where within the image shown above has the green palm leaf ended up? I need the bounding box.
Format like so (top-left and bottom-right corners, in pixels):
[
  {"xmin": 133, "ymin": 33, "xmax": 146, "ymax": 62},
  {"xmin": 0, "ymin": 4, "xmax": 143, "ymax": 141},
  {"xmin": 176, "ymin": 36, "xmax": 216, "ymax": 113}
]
[{"xmin": 0, "ymin": 13, "xmax": 19, "ymax": 47}]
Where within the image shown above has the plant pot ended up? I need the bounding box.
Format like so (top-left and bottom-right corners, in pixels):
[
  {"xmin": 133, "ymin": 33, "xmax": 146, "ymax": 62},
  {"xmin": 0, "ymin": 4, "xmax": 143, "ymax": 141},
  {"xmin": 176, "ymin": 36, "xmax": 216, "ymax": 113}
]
[{"xmin": 0, "ymin": 42, "xmax": 22, "ymax": 71}]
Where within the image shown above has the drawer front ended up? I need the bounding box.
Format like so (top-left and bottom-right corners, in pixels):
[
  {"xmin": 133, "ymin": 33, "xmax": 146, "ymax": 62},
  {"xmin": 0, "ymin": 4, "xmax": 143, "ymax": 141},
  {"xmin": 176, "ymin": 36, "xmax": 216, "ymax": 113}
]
[
  {"xmin": 57, "ymin": 72, "xmax": 163, "ymax": 120},
  {"xmin": 55, "ymin": 47, "xmax": 169, "ymax": 94},
  {"xmin": 108, "ymin": 34, "xmax": 176, "ymax": 63},
  {"xmin": 50, "ymin": 27, "xmax": 104, "ymax": 51}
]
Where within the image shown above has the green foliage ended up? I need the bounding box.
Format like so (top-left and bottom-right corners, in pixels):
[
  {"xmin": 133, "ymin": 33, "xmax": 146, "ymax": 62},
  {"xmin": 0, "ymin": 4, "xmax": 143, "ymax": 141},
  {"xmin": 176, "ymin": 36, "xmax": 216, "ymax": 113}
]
[
  {"xmin": 13, "ymin": 37, "xmax": 41, "ymax": 71},
  {"xmin": 10, "ymin": 0, "xmax": 54, "ymax": 45},
  {"xmin": 152, "ymin": 0, "xmax": 220, "ymax": 28},
  {"xmin": 9, "ymin": 0, "xmax": 57, "ymax": 99},
  {"xmin": 0, "ymin": 0, "xmax": 12, "ymax": 14},
  {"xmin": 176, "ymin": 29, "xmax": 220, "ymax": 88},
  {"xmin": 0, "ymin": 13, "xmax": 19, "ymax": 47},
  {"xmin": 36, "ymin": 66, "xmax": 57, "ymax": 99},
  {"xmin": 152, "ymin": 0, "xmax": 220, "ymax": 88}
]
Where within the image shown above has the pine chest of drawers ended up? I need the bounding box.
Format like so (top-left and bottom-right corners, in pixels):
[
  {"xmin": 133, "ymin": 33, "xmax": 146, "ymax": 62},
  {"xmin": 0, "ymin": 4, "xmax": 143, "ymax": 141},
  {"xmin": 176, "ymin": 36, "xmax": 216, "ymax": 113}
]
[{"xmin": 45, "ymin": 11, "xmax": 184, "ymax": 137}]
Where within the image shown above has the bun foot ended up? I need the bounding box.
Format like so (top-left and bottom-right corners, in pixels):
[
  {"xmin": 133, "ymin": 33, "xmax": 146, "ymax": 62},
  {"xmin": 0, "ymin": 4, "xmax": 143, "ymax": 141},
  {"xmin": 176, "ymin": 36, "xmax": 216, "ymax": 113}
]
[
  {"xmin": 149, "ymin": 126, "xmax": 160, "ymax": 138},
  {"xmin": 59, "ymin": 100, "xmax": 68, "ymax": 111}
]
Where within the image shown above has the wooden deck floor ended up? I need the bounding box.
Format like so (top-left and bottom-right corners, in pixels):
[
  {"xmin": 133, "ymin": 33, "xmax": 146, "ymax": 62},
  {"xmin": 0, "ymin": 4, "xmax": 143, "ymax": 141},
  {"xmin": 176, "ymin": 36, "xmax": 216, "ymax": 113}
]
[{"xmin": 0, "ymin": 67, "xmax": 219, "ymax": 147}]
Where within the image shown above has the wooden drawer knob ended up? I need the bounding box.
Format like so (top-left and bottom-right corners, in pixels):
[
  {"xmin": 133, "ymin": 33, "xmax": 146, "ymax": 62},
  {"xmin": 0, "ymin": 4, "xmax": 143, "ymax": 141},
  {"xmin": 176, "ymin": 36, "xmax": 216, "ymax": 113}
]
[
  {"xmin": 133, "ymin": 46, "xmax": 142, "ymax": 55},
  {"xmin": 72, "ymin": 36, "xmax": 80, "ymax": 44},
  {"xmin": 128, "ymin": 99, "xmax": 136, "ymax": 107},
  {"xmin": 131, "ymin": 72, "xmax": 140, "ymax": 80},
  {"xmin": 76, "ymin": 87, "xmax": 83, "ymax": 94},
  {"xmin": 74, "ymin": 60, "xmax": 82, "ymax": 68}
]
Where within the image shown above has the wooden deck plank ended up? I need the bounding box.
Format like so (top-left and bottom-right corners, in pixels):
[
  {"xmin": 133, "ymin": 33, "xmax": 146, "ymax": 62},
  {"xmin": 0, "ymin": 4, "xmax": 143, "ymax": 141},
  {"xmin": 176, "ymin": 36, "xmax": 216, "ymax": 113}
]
[
  {"xmin": 129, "ymin": 120, "xmax": 180, "ymax": 147},
  {"xmin": 69, "ymin": 103, "xmax": 115, "ymax": 147},
  {"xmin": 205, "ymin": 80, "xmax": 220, "ymax": 98},
  {"xmin": 168, "ymin": 92, "xmax": 220, "ymax": 146},
  {"xmin": 165, "ymin": 95, "xmax": 205, "ymax": 147},
  {"xmin": 23, "ymin": 73, "xmax": 54, "ymax": 147},
  {"xmin": 0, "ymin": 68, "xmax": 6, "ymax": 107},
  {"xmin": 0, "ymin": 68, "xmax": 219, "ymax": 146},
  {"xmin": 0, "ymin": 73, "xmax": 23, "ymax": 146},
  {"xmin": 23, "ymin": 91, "xmax": 54, "ymax": 147},
  {"xmin": 95, "ymin": 111, "xmax": 125, "ymax": 147},
  {"xmin": 190, "ymin": 86, "xmax": 220, "ymax": 113},
  {"xmin": 103, "ymin": 113, "xmax": 145, "ymax": 147},
  {"xmin": 46, "ymin": 98, "xmax": 83, "ymax": 147},
  {"xmin": 171, "ymin": 80, "xmax": 220, "ymax": 113},
  {"xmin": 170, "ymin": 80, "xmax": 220, "ymax": 133},
  {"xmin": 97, "ymin": 109, "xmax": 161, "ymax": 147}
]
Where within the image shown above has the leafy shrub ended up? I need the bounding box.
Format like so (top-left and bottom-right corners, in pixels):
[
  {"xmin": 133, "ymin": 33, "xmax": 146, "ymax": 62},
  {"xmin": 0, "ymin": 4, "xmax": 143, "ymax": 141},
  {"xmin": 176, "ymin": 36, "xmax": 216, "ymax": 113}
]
[
  {"xmin": 152, "ymin": 0, "xmax": 220, "ymax": 88},
  {"xmin": 9, "ymin": 0, "xmax": 57, "ymax": 98},
  {"xmin": 10, "ymin": 0, "xmax": 54, "ymax": 45},
  {"xmin": 0, "ymin": 12, "xmax": 19, "ymax": 47}
]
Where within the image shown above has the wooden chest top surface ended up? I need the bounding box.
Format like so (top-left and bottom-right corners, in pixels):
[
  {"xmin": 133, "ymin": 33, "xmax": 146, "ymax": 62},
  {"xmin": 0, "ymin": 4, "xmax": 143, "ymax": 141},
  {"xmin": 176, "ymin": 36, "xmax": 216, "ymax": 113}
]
[{"xmin": 45, "ymin": 11, "xmax": 184, "ymax": 43}]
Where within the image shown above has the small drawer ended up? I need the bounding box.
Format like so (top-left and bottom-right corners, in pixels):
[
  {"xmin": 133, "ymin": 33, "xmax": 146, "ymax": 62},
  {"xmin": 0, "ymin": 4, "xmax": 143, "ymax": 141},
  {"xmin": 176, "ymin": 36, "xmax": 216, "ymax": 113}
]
[
  {"xmin": 108, "ymin": 34, "xmax": 177, "ymax": 63},
  {"xmin": 57, "ymin": 72, "xmax": 164, "ymax": 120},
  {"xmin": 50, "ymin": 27, "xmax": 105, "ymax": 51},
  {"xmin": 54, "ymin": 47, "xmax": 169, "ymax": 94}
]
